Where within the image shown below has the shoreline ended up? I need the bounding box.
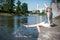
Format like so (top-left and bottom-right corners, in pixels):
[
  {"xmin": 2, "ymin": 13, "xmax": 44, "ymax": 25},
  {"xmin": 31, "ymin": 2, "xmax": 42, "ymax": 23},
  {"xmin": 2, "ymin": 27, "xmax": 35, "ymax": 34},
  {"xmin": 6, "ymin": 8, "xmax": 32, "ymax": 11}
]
[
  {"xmin": 0, "ymin": 13, "xmax": 60, "ymax": 19},
  {"xmin": 0, "ymin": 13, "xmax": 14, "ymax": 16}
]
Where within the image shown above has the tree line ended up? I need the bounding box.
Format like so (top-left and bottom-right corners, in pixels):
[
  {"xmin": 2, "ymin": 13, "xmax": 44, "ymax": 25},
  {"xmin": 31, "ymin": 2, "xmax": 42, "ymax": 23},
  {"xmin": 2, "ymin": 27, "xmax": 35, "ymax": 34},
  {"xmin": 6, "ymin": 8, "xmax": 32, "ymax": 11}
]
[{"xmin": 0, "ymin": 0, "xmax": 28, "ymax": 16}]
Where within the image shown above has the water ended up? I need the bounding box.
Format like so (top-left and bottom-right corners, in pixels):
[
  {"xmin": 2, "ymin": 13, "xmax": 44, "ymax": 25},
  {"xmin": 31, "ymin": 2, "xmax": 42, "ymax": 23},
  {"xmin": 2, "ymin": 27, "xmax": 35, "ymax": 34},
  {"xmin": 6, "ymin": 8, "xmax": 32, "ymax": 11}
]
[{"xmin": 0, "ymin": 15, "xmax": 46, "ymax": 39}]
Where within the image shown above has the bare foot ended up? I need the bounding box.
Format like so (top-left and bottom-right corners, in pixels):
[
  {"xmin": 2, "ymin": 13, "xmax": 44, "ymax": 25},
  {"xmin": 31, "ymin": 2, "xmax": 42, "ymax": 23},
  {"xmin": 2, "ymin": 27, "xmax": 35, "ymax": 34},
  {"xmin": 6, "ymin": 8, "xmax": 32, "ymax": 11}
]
[{"xmin": 23, "ymin": 25, "xmax": 29, "ymax": 28}]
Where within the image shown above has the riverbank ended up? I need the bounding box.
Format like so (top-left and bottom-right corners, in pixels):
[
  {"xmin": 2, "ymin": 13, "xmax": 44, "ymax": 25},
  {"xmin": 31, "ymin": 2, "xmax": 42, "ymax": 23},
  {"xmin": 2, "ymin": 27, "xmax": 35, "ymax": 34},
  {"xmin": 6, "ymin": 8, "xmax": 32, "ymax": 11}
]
[
  {"xmin": 0, "ymin": 13, "xmax": 46, "ymax": 16},
  {"xmin": 0, "ymin": 13, "xmax": 15, "ymax": 16},
  {"xmin": 1, "ymin": 12, "xmax": 60, "ymax": 18}
]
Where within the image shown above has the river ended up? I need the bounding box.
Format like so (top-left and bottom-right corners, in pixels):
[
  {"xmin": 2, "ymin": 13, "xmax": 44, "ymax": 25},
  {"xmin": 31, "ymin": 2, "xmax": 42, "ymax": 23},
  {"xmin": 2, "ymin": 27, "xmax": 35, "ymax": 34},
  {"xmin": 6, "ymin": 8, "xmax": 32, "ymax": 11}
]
[{"xmin": 0, "ymin": 15, "xmax": 46, "ymax": 40}]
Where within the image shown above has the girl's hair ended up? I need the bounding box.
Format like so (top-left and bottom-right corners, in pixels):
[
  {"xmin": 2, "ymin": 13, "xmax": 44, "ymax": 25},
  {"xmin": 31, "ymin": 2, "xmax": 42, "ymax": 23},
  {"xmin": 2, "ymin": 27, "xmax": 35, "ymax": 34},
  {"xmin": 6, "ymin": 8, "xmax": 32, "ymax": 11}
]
[{"xmin": 46, "ymin": 7, "xmax": 52, "ymax": 12}]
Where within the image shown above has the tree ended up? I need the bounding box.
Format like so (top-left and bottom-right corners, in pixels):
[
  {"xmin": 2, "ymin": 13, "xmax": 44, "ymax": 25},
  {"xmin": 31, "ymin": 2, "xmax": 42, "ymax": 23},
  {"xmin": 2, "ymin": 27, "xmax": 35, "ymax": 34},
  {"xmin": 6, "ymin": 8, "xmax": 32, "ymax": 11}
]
[
  {"xmin": 57, "ymin": 0, "xmax": 60, "ymax": 2},
  {"xmin": 21, "ymin": 3, "xmax": 28, "ymax": 16},
  {"xmin": 41, "ymin": 10, "xmax": 46, "ymax": 14},
  {"xmin": 16, "ymin": 0, "xmax": 21, "ymax": 16},
  {"xmin": 0, "ymin": 0, "xmax": 5, "ymax": 5},
  {"xmin": 9, "ymin": 0, "xmax": 15, "ymax": 13},
  {"xmin": 6, "ymin": 0, "xmax": 15, "ymax": 12},
  {"xmin": 3, "ymin": 3, "xmax": 10, "ymax": 12},
  {"xmin": 36, "ymin": 10, "xmax": 40, "ymax": 14},
  {"xmin": 3, "ymin": 0, "xmax": 15, "ymax": 13},
  {"xmin": 0, "ymin": 0, "xmax": 5, "ymax": 11}
]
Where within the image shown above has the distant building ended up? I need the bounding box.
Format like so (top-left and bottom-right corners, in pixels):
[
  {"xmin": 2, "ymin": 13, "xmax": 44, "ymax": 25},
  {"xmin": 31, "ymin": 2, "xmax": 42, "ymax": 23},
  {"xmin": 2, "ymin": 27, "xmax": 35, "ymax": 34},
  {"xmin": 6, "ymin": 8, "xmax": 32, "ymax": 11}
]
[
  {"xmin": 51, "ymin": 0, "xmax": 60, "ymax": 18},
  {"xmin": 36, "ymin": 3, "xmax": 44, "ymax": 13},
  {"xmin": 29, "ymin": 3, "xmax": 44, "ymax": 13}
]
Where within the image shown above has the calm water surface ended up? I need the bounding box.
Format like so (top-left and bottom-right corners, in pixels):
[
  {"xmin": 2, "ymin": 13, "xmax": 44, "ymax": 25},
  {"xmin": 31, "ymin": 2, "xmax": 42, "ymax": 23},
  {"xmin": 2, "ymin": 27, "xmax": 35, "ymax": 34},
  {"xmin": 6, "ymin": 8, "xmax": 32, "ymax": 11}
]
[{"xmin": 0, "ymin": 15, "xmax": 46, "ymax": 39}]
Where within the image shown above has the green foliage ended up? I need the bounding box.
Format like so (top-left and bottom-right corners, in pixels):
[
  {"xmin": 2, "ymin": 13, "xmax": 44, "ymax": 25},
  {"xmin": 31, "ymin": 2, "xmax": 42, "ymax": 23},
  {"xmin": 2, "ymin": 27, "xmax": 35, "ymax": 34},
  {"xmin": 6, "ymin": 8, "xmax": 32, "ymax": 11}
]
[
  {"xmin": 57, "ymin": 0, "xmax": 60, "ymax": 2},
  {"xmin": 21, "ymin": 3, "xmax": 28, "ymax": 16},
  {"xmin": 29, "ymin": 11, "xmax": 32, "ymax": 13},
  {"xmin": 15, "ymin": 2, "xmax": 28, "ymax": 16},
  {"xmin": 0, "ymin": 0, "xmax": 28, "ymax": 16},
  {"xmin": 16, "ymin": 0, "xmax": 21, "ymax": 16},
  {"xmin": 0, "ymin": 0, "xmax": 4, "ymax": 3},
  {"xmin": 39, "ymin": 10, "xmax": 46, "ymax": 16},
  {"xmin": 5, "ymin": 0, "xmax": 15, "ymax": 12},
  {"xmin": 0, "ymin": 0, "xmax": 5, "ymax": 11},
  {"xmin": 29, "ymin": 10, "xmax": 40, "ymax": 14},
  {"xmin": 35, "ymin": 10, "xmax": 40, "ymax": 14},
  {"xmin": 40, "ymin": 10, "xmax": 45, "ymax": 14},
  {"xmin": 0, "ymin": 0, "xmax": 15, "ymax": 13}
]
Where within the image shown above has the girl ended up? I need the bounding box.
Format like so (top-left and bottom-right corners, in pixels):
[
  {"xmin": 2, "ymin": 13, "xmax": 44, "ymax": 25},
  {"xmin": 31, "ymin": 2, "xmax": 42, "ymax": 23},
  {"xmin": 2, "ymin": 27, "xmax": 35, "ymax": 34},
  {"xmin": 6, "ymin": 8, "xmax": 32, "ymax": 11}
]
[{"xmin": 24, "ymin": 7, "xmax": 53, "ymax": 33}]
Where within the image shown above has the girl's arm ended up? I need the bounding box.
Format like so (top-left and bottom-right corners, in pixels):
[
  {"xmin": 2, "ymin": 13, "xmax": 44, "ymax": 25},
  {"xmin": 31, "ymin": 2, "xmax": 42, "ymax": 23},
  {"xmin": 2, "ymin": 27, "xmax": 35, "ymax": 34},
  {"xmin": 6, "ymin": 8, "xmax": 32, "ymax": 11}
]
[{"xmin": 47, "ymin": 13, "xmax": 50, "ymax": 25}]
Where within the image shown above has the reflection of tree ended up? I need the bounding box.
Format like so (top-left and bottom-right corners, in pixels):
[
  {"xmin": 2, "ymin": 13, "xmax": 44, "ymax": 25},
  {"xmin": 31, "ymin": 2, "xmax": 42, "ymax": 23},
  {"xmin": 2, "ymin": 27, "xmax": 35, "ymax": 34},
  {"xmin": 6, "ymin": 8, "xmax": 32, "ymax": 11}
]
[
  {"xmin": 6, "ymin": 17, "xmax": 14, "ymax": 28},
  {"xmin": 20, "ymin": 17, "xmax": 27, "ymax": 24}
]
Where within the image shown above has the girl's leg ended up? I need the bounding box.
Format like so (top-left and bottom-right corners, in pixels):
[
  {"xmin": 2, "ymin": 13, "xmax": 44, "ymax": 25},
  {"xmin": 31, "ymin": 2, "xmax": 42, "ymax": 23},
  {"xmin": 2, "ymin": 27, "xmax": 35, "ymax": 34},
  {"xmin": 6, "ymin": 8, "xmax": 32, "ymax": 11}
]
[
  {"xmin": 23, "ymin": 23, "xmax": 40, "ymax": 28},
  {"xmin": 36, "ymin": 25, "xmax": 41, "ymax": 33},
  {"xmin": 24, "ymin": 23, "xmax": 41, "ymax": 33},
  {"xmin": 24, "ymin": 24, "xmax": 41, "ymax": 33},
  {"xmin": 24, "ymin": 24, "xmax": 37, "ymax": 28}
]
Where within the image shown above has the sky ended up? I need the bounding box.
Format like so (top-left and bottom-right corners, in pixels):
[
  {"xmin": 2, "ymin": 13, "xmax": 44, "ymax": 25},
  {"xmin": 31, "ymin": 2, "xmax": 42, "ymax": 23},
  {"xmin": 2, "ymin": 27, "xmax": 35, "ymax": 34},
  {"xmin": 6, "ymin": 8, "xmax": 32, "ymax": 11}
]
[{"xmin": 15, "ymin": 0, "xmax": 51, "ymax": 10}]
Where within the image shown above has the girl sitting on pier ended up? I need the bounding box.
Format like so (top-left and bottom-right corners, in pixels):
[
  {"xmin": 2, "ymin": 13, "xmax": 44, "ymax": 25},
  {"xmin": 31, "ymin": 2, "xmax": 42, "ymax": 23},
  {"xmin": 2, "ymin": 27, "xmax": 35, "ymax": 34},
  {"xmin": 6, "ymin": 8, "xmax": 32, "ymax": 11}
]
[{"xmin": 24, "ymin": 7, "xmax": 53, "ymax": 33}]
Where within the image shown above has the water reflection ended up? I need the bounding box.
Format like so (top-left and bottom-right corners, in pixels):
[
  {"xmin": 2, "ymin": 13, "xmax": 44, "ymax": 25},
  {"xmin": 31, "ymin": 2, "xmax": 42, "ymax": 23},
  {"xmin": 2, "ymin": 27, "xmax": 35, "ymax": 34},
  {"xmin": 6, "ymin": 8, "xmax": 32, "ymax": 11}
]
[
  {"xmin": 0, "ymin": 16, "xmax": 14, "ymax": 40},
  {"xmin": 27, "ymin": 15, "xmax": 45, "ymax": 25},
  {"xmin": 13, "ymin": 16, "xmax": 28, "ymax": 37},
  {"xmin": 0, "ymin": 15, "xmax": 46, "ymax": 39},
  {"xmin": 13, "ymin": 15, "xmax": 46, "ymax": 37}
]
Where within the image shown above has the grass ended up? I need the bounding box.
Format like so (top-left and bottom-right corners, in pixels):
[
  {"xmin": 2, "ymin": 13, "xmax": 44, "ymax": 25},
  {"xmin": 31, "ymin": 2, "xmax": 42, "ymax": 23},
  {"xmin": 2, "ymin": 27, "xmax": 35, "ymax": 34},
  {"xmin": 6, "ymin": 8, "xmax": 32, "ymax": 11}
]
[
  {"xmin": 38, "ymin": 13, "xmax": 46, "ymax": 16},
  {"xmin": 0, "ymin": 13, "xmax": 15, "ymax": 16}
]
